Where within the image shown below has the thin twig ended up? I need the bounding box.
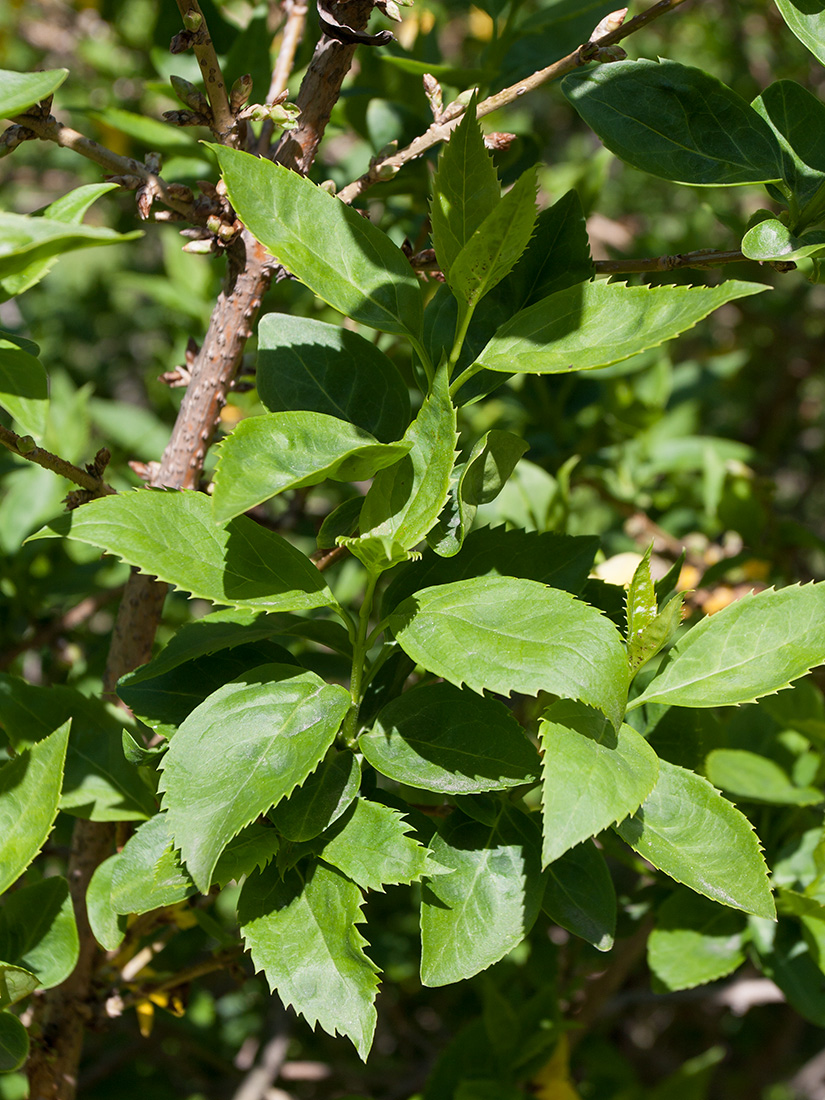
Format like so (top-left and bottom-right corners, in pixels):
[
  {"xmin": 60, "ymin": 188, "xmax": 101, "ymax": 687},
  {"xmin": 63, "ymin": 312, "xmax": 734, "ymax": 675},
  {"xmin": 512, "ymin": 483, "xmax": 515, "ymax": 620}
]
[
  {"xmin": 117, "ymin": 949, "xmax": 243, "ymax": 1012},
  {"xmin": 0, "ymin": 424, "xmax": 115, "ymax": 496},
  {"xmin": 258, "ymin": 0, "xmax": 309, "ymax": 152},
  {"xmin": 174, "ymin": 0, "xmax": 237, "ymax": 143},
  {"xmin": 338, "ymin": 0, "xmax": 692, "ymax": 203}
]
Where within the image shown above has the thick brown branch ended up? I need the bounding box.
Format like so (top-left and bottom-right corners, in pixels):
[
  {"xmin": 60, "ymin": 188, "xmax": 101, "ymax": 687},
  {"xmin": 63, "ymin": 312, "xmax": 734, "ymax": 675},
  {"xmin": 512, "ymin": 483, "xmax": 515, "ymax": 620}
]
[
  {"xmin": 338, "ymin": 0, "xmax": 692, "ymax": 203},
  {"xmin": 0, "ymin": 425, "xmax": 115, "ymax": 496}
]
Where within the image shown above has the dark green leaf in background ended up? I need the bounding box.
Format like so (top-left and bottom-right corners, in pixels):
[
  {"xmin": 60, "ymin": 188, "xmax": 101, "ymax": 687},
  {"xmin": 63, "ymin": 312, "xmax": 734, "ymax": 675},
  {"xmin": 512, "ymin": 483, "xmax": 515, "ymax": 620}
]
[
  {"xmin": 256, "ymin": 313, "xmax": 410, "ymax": 443},
  {"xmin": 0, "ymin": 334, "xmax": 48, "ymax": 438},
  {"xmin": 752, "ymin": 80, "xmax": 825, "ymax": 207},
  {"xmin": 361, "ymin": 682, "xmax": 539, "ymax": 793},
  {"xmin": 0, "ymin": 1011, "xmax": 28, "ymax": 1073},
  {"xmin": 0, "ymin": 878, "xmax": 78, "ymax": 990},
  {"xmin": 648, "ymin": 888, "xmax": 748, "ymax": 991},
  {"xmin": 541, "ymin": 839, "xmax": 616, "ymax": 952},
  {"xmin": 269, "ymin": 751, "xmax": 361, "ymax": 842},
  {"xmin": 563, "ymin": 59, "xmax": 784, "ymax": 185}
]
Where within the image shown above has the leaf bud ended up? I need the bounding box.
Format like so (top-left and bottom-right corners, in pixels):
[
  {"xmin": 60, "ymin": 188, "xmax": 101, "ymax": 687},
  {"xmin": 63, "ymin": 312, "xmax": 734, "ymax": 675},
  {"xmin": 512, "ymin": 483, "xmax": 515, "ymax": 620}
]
[
  {"xmin": 597, "ymin": 45, "xmax": 627, "ymax": 62},
  {"xmin": 170, "ymin": 29, "xmax": 195, "ymax": 53},
  {"xmin": 375, "ymin": 161, "xmax": 400, "ymax": 181},
  {"xmin": 206, "ymin": 213, "xmax": 223, "ymax": 235},
  {"xmin": 589, "ymin": 7, "xmax": 628, "ymax": 42},
  {"xmin": 182, "ymin": 238, "xmax": 217, "ymax": 254},
  {"xmin": 170, "ymin": 75, "xmax": 209, "ymax": 113},
  {"xmin": 182, "ymin": 8, "xmax": 203, "ymax": 31},
  {"xmin": 319, "ymin": 180, "xmax": 337, "ymax": 195},
  {"xmin": 16, "ymin": 436, "xmax": 36, "ymax": 454},
  {"xmin": 230, "ymin": 74, "xmax": 254, "ymax": 113}
]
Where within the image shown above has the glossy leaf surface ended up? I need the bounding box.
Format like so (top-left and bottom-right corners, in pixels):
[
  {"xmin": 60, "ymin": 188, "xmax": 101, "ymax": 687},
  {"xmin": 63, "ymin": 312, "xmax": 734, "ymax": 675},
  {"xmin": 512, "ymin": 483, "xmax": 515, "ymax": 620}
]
[
  {"xmin": 420, "ymin": 808, "xmax": 544, "ymax": 985},
  {"xmin": 631, "ymin": 584, "xmax": 825, "ymax": 709},
  {"xmin": 472, "ymin": 281, "xmax": 768, "ymax": 376},
  {"xmin": 563, "ymin": 59, "xmax": 784, "ymax": 185},
  {"xmin": 541, "ymin": 701, "xmax": 659, "ymax": 865},
  {"xmin": 36, "ymin": 489, "xmax": 336, "ymax": 613},
  {"xmin": 212, "ymin": 411, "xmax": 410, "ymax": 523},
  {"xmin": 391, "ymin": 576, "xmax": 627, "ymax": 730},
  {"xmin": 0, "ymin": 721, "xmax": 69, "ymax": 894},
  {"xmin": 314, "ymin": 798, "xmax": 432, "ymax": 891},
  {"xmin": 775, "ymin": 0, "xmax": 825, "ymax": 65},
  {"xmin": 211, "ymin": 146, "xmax": 422, "ymax": 336},
  {"xmin": 239, "ymin": 862, "xmax": 379, "ymax": 1059},
  {"xmin": 752, "ymin": 80, "xmax": 825, "ymax": 206},
  {"xmin": 159, "ymin": 664, "xmax": 350, "ymax": 891},
  {"xmin": 256, "ymin": 313, "xmax": 410, "ymax": 442},
  {"xmin": 616, "ymin": 760, "xmax": 775, "ymax": 919},
  {"xmin": 742, "ymin": 219, "xmax": 825, "ymax": 261},
  {"xmin": 361, "ymin": 682, "xmax": 539, "ymax": 793}
]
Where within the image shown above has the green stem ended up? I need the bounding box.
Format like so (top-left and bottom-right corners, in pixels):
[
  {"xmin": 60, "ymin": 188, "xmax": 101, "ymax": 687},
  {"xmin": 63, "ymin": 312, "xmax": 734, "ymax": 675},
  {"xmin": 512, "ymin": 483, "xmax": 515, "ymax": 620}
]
[
  {"xmin": 340, "ymin": 570, "xmax": 380, "ymax": 746},
  {"xmin": 448, "ymin": 298, "xmax": 477, "ymax": 377},
  {"xmin": 408, "ymin": 334, "xmax": 434, "ymax": 389},
  {"xmin": 449, "ymin": 359, "xmax": 483, "ymax": 399}
]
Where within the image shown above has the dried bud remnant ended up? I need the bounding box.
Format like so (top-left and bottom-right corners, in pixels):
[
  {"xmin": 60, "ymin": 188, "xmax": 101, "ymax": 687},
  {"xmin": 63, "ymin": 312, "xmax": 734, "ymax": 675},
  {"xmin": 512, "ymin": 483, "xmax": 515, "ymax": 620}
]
[
  {"xmin": 483, "ymin": 131, "xmax": 517, "ymax": 152},
  {"xmin": 589, "ymin": 7, "xmax": 628, "ymax": 42}
]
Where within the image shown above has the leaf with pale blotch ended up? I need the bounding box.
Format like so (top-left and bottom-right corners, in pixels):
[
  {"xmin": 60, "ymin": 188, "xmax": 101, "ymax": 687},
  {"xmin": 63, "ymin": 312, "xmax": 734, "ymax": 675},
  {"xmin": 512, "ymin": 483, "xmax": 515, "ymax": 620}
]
[
  {"xmin": 470, "ymin": 281, "xmax": 769, "ymax": 378},
  {"xmin": 427, "ymin": 430, "xmax": 528, "ymax": 558},
  {"xmin": 742, "ymin": 219, "xmax": 825, "ymax": 262},
  {"xmin": 360, "ymin": 681, "xmax": 539, "ymax": 794},
  {"xmin": 648, "ymin": 888, "xmax": 747, "ymax": 991},
  {"xmin": 615, "ymin": 760, "xmax": 775, "ymax": 919},
  {"xmin": 430, "ymin": 93, "xmax": 500, "ymax": 277},
  {"xmin": 542, "ymin": 839, "xmax": 616, "ymax": 952},
  {"xmin": 420, "ymin": 807, "xmax": 545, "ymax": 986},
  {"xmin": 210, "ymin": 146, "xmax": 422, "ymax": 337},
  {"xmin": 0, "ymin": 878, "xmax": 78, "ymax": 991},
  {"xmin": 540, "ymin": 701, "xmax": 658, "ymax": 866},
  {"xmin": 345, "ymin": 365, "xmax": 457, "ymax": 572},
  {"xmin": 448, "ymin": 167, "xmax": 538, "ymax": 307},
  {"xmin": 390, "ymin": 576, "xmax": 627, "ymax": 730},
  {"xmin": 0, "ymin": 67, "xmax": 67, "ymax": 118},
  {"xmin": 630, "ymin": 583, "xmax": 825, "ymax": 711},
  {"xmin": 159, "ymin": 664, "xmax": 350, "ymax": 891},
  {"xmin": 0, "ymin": 720, "xmax": 69, "ymax": 894},
  {"xmin": 110, "ymin": 814, "xmax": 197, "ymax": 915},
  {"xmin": 239, "ymin": 862, "xmax": 380, "ymax": 1060},
  {"xmin": 563, "ymin": 59, "xmax": 784, "ymax": 185},
  {"xmin": 314, "ymin": 798, "xmax": 432, "ymax": 891},
  {"xmin": 628, "ymin": 593, "xmax": 685, "ymax": 681},
  {"xmin": 212, "ymin": 411, "xmax": 411, "ymax": 523},
  {"xmin": 33, "ymin": 489, "xmax": 337, "ymax": 614},
  {"xmin": 626, "ymin": 545, "xmax": 656, "ymax": 646}
]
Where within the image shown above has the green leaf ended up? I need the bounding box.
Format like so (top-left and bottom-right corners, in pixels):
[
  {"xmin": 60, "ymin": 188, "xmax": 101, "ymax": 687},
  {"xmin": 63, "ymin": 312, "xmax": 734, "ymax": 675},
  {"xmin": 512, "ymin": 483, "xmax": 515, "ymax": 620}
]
[
  {"xmin": 210, "ymin": 146, "xmax": 423, "ymax": 337},
  {"xmin": 541, "ymin": 839, "xmax": 616, "ymax": 952},
  {"xmin": 430, "ymin": 93, "xmax": 501, "ymax": 278},
  {"xmin": 345, "ymin": 365, "xmax": 457, "ymax": 571},
  {"xmin": 314, "ymin": 797, "xmax": 432, "ymax": 891},
  {"xmin": 212, "ymin": 411, "xmax": 411, "ymax": 523},
  {"xmin": 0, "ymin": 67, "xmax": 67, "ymax": 118},
  {"xmin": 631, "ymin": 584, "xmax": 825, "ymax": 710},
  {"xmin": 0, "ymin": 335, "xmax": 48, "ymax": 438},
  {"xmin": 626, "ymin": 545, "xmax": 657, "ymax": 647},
  {"xmin": 427, "ymin": 431, "xmax": 528, "ymax": 558},
  {"xmin": 0, "ymin": 878, "xmax": 78, "ymax": 990},
  {"xmin": 628, "ymin": 595, "xmax": 686, "ymax": 681},
  {"xmin": 256, "ymin": 313, "xmax": 410, "ymax": 443},
  {"xmin": 420, "ymin": 807, "xmax": 545, "ymax": 985},
  {"xmin": 705, "ymin": 749, "xmax": 822, "ymax": 806},
  {"xmin": 34, "ymin": 489, "xmax": 337, "ymax": 614},
  {"xmin": 239, "ymin": 862, "xmax": 379, "ymax": 1059},
  {"xmin": 0, "ymin": 967, "xmax": 38, "ymax": 1010},
  {"xmin": 269, "ymin": 751, "xmax": 360, "ymax": 842},
  {"xmin": 211, "ymin": 823, "xmax": 281, "ymax": 887},
  {"xmin": 1, "ymin": 183, "xmax": 120, "ymax": 299},
  {"xmin": 563, "ymin": 59, "xmax": 784, "ymax": 185},
  {"xmin": 648, "ymin": 888, "xmax": 747, "ymax": 991},
  {"xmin": 471, "ymin": 280, "xmax": 769, "ymax": 377},
  {"xmin": 86, "ymin": 856, "xmax": 127, "ymax": 951},
  {"xmin": 0, "ymin": 212, "xmax": 141, "ymax": 282},
  {"xmin": 775, "ymin": 0, "xmax": 825, "ymax": 66},
  {"xmin": 360, "ymin": 682, "xmax": 539, "ymax": 794},
  {"xmin": 752, "ymin": 81, "xmax": 825, "ymax": 207},
  {"xmin": 159, "ymin": 664, "xmax": 350, "ymax": 891},
  {"xmin": 383, "ymin": 527, "xmax": 599, "ymax": 614},
  {"xmin": 0, "ymin": 720, "xmax": 69, "ymax": 894},
  {"xmin": 540, "ymin": 701, "xmax": 659, "ymax": 865},
  {"xmin": 742, "ymin": 219, "xmax": 825, "ymax": 262},
  {"xmin": 0, "ymin": 1011, "xmax": 29, "ymax": 1073},
  {"xmin": 448, "ymin": 167, "xmax": 538, "ymax": 307},
  {"xmin": 0, "ymin": 676, "xmax": 156, "ymax": 821},
  {"xmin": 318, "ymin": 496, "xmax": 363, "ymax": 549},
  {"xmin": 118, "ymin": 639, "xmax": 297, "ymax": 739},
  {"xmin": 110, "ymin": 814, "xmax": 197, "ymax": 915},
  {"xmin": 615, "ymin": 760, "xmax": 775, "ymax": 919},
  {"xmin": 390, "ymin": 576, "xmax": 628, "ymax": 731}
]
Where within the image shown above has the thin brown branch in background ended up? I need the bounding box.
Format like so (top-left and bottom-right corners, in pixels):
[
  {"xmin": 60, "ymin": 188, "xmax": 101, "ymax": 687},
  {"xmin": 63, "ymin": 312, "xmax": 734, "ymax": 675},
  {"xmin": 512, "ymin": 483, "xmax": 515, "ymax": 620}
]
[
  {"xmin": 0, "ymin": 586, "xmax": 125, "ymax": 672},
  {"xmin": 257, "ymin": 0, "xmax": 309, "ymax": 153},
  {"xmin": 0, "ymin": 425, "xmax": 115, "ymax": 496},
  {"xmin": 173, "ymin": 0, "xmax": 237, "ymax": 143},
  {"xmin": 338, "ymin": 0, "xmax": 692, "ymax": 203}
]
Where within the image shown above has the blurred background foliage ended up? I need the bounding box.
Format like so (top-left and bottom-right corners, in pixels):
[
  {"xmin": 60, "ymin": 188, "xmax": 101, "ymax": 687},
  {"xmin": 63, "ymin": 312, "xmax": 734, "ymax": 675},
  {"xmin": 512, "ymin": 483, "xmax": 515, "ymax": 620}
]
[{"xmin": 3, "ymin": 0, "xmax": 825, "ymax": 1097}]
